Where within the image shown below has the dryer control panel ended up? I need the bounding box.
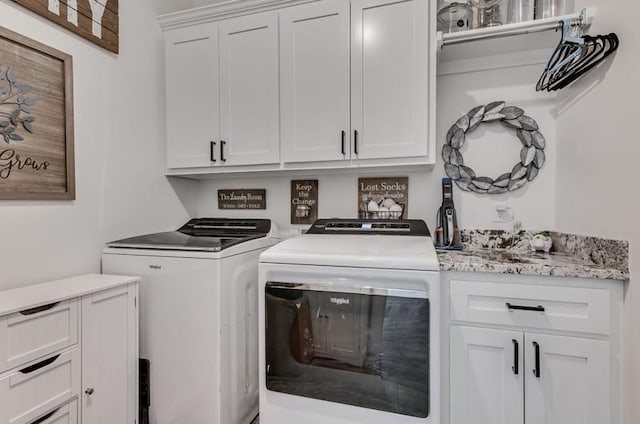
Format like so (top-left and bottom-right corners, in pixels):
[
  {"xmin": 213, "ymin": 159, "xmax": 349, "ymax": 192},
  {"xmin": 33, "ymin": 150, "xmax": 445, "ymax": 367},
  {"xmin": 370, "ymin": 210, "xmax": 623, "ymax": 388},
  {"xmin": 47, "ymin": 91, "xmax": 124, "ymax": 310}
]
[{"xmin": 307, "ymin": 219, "xmax": 430, "ymax": 237}]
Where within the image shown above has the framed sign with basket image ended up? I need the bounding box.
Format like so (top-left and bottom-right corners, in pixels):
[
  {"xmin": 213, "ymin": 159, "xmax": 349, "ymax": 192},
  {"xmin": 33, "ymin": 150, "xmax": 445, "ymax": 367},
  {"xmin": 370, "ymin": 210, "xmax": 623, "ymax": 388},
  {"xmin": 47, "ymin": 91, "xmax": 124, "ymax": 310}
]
[{"xmin": 358, "ymin": 177, "xmax": 408, "ymax": 220}]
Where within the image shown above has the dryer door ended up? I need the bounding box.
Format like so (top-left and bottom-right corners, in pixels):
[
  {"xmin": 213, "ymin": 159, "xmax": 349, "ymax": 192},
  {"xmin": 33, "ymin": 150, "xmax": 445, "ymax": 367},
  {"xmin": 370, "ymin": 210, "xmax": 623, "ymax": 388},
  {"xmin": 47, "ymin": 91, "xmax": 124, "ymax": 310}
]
[{"xmin": 264, "ymin": 282, "xmax": 429, "ymax": 418}]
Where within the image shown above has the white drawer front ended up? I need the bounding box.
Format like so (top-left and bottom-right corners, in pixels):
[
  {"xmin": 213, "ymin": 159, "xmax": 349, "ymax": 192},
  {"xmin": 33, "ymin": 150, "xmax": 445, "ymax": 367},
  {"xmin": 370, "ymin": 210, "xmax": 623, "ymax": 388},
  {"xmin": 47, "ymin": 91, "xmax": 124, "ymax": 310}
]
[
  {"xmin": 0, "ymin": 349, "xmax": 81, "ymax": 424},
  {"xmin": 0, "ymin": 300, "xmax": 79, "ymax": 373},
  {"xmin": 450, "ymin": 280, "xmax": 610, "ymax": 335},
  {"xmin": 30, "ymin": 399, "xmax": 77, "ymax": 424}
]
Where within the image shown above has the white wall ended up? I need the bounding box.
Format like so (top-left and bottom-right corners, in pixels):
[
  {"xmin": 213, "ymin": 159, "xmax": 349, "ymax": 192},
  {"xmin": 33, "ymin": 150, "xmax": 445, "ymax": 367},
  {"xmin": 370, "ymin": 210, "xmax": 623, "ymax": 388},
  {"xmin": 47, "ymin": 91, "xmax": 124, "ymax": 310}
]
[
  {"xmin": 0, "ymin": 0, "xmax": 197, "ymax": 290},
  {"xmin": 554, "ymin": 1, "xmax": 640, "ymax": 422}
]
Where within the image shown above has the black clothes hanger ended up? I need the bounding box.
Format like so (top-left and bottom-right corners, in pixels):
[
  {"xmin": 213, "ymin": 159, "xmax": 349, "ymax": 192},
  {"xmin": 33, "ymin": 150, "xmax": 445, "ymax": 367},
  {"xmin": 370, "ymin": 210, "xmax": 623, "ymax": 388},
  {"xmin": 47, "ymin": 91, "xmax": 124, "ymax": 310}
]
[
  {"xmin": 547, "ymin": 33, "xmax": 619, "ymax": 91},
  {"xmin": 536, "ymin": 19, "xmax": 620, "ymax": 92},
  {"xmin": 536, "ymin": 20, "xmax": 585, "ymax": 91}
]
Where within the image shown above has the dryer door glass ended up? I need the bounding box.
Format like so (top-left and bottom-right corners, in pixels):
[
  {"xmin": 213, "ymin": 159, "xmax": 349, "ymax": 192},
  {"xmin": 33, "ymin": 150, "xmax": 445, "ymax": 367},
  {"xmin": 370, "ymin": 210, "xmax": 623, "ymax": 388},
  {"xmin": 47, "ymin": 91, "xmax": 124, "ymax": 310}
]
[{"xmin": 265, "ymin": 282, "xmax": 429, "ymax": 418}]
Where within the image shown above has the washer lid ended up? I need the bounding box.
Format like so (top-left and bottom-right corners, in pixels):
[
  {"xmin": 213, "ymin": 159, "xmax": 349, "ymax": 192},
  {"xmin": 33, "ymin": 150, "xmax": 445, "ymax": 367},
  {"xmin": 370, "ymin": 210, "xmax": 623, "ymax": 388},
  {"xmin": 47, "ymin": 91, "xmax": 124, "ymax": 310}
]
[
  {"xmin": 260, "ymin": 234, "xmax": 440, "ymax": 271},
  {"xmin": 106, "ymin": 218, "xmax": 275, "ymax": 252}
]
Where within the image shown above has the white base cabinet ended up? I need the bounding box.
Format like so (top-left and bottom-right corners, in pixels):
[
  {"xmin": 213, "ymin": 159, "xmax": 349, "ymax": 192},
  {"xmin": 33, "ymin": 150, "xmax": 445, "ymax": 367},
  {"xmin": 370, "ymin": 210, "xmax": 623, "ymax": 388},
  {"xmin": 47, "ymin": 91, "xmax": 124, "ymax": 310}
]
[
  {"xmin": 450, "ymin": 326, "xmax": 523, "ymax": 424},
  {"xmin": 81, "ymin": 285, "xmax": 138, "ymax": 424},
  {"xmin": 524, "ymin": 333, "xmax": 609, "ymax": 424},
  {"xmin": 0, "ymin": 275, "xmax": 139, "ymax": 424},
  {"xmin": 446, "ymin": 272, "xmax": 622, "ymax": 424}
]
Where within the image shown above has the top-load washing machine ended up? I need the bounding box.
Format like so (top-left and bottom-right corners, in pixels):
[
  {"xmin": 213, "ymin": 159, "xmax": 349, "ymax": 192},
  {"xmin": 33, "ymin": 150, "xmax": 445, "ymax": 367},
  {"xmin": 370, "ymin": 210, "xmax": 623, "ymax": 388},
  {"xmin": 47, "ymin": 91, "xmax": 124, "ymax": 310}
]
[
  {"xmin": 258, "ymin": 219, "xmax": 440, "ymax": 424},
  {"xmin": 102, "ymin": 218, "xmax": 279, "ymax": 424}
]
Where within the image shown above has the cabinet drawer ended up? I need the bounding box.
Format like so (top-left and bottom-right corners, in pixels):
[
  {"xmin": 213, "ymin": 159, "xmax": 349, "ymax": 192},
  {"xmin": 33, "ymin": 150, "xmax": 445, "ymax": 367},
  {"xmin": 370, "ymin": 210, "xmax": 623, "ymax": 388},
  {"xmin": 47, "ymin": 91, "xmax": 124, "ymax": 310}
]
[
  {"xmin": 0, "ymin": 349, "xmax": 81, "ymax": 424},
  {"xmin": 0, "ymin": 300, "xmax": 79, "ymax": 373},
  {"xmin": 450, "ymin": 280, "xmax": 610, "ymax": 335},
  {"xmin": 28, "ymin": 399, "xmax": 77, "ymax": 424}
]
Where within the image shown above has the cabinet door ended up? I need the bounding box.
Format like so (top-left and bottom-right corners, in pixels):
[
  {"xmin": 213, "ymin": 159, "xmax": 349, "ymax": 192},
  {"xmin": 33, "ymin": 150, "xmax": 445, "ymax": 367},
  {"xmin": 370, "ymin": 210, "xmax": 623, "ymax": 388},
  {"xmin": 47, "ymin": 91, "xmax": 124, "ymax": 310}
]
[
  {"xmin": 219, "ymin": 12, "xmax": 280, "ymax": 166},
  {"xmin": 165, "ymin": 24, "xmax": 220, "ymax": 169},
  {"xmin": 82, "ymin": 284, "xmax": 138, "ymax": 424},
  {"xmin": 450, "ymin": 326, "xmax": 524, "ymax": 424},
  {"xmin": 351, "ymin": 0, "xmax": 430, "ymax": 160},
  {"xmin": 280, "ymin": 0, "xmax": 350, "ymax": 163},
  {"xmin": 525, "ymin": 333, "xmax": 610, "ymax": 424}
]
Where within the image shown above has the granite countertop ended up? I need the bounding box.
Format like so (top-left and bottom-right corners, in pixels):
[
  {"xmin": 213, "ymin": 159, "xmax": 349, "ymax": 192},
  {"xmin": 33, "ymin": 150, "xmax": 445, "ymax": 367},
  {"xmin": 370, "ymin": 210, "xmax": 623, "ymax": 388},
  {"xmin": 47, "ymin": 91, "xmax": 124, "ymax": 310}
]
[{"xmin": 436, "ymin": 230, "xmax": 629, "ymax": 281}]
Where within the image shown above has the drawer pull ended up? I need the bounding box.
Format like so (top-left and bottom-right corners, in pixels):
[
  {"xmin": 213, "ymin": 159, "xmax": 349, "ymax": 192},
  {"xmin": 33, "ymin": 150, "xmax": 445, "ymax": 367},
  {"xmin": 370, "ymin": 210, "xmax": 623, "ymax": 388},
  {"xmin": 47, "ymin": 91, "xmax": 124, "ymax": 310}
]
[
  {"xmin": 341, "ymin": 130, "xmax": 346, "ymax": 155},
  {"xmin": 30, "ymin": 407, "xmax": 61, "ymax": 424},
  {"xmin": 506, "ymin": 302, "xmax": 545, "ymax": 312},
  {"xmin": 512, "ymin": 339, "xmax": 519, "ymax": 375},
  {"xmin": 533, "ymin": 341, "xmax": 541, "ymax": 378},
  {"xmin": 20, "ymin": 302, "xmax": 60, "ymax": 316},
  {"xmin": 20, "ymin": 354, "xmax": 60, "ymax": 374}
]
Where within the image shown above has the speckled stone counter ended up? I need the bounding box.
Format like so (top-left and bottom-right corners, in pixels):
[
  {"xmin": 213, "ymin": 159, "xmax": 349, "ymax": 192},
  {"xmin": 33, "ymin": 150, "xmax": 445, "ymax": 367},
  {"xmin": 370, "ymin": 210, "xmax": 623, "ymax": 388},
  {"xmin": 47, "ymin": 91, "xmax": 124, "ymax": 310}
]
[{"xmin": 437, "ymin": 230, "xmax": 629, "ymax": 281}]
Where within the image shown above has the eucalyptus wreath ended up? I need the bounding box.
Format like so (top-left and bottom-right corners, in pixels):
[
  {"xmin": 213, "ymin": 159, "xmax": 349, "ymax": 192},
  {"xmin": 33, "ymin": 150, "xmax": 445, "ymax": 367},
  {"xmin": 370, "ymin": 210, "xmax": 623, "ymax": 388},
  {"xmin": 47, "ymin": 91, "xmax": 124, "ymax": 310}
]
[{"xmin": 443, "ymin": 101, "xmax": 546, "ymax": 194}]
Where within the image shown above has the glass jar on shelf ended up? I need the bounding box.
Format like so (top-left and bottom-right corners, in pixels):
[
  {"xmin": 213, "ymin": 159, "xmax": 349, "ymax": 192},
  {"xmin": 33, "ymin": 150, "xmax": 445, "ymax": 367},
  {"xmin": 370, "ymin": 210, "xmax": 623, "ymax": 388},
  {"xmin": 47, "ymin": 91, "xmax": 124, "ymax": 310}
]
[
  {"xmin": 470, "ymin": 0, "xmax": 506, "ymax": 28},
  {"xmin": 437, "ymin": 1, "xmax": 474, "ymax": 33},
  {"xmin": 534, "ymin": 0, "xmax": 574, "ymax": 19},
  {"xmin": 506, "ymin": 0, "xmax": 534, "ymax": 24}
]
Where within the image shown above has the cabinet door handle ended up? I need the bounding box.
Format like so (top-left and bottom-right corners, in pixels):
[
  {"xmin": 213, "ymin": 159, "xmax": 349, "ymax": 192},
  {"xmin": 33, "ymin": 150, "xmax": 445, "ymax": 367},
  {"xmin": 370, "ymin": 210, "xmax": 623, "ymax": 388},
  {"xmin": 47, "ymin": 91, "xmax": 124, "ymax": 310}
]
[
  {"xmin": 220, "ymin": 140, "xmax": 227, "ymax": 162},
  {"xmin": 532, "ymin": 341, "xmax": 541, "ymax": 378},
  {"xmin": 85, "ymin": 388, "xmax": 95, "ymax": 395},
  {"xmin": 341, "ymin": 131, "xmax": 346, "ymax": 155},
  {"xmin": 354, "ymin": 130, "xmax": 359, "ymax": 155},
  {"xmin": 512, "ymin": 339, "xmax": 519, "ymax": 375},
  {"xmin": 20, "ymin": 354, "xmax": 60, "ymax": 374},
  {"xmin": 506, "ymin": 302, "xmax": 545, "ymax": 313},
  {"xmin": 20, "ymin": 302, "xmax": 60, "ymax": 316},
  {"xmin": 210, "ymin": 141, "xmax": 216, "ymax": 162},
  {"xmin": 31, "ymin": 407, "xmax": 61, "ymax": 424}
]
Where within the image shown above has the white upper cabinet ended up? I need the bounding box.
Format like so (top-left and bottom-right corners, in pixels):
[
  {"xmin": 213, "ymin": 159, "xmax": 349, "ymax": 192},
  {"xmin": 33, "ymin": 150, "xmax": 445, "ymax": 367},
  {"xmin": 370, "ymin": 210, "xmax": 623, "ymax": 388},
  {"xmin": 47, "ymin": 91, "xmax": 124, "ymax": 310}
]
[
  {"xmin": 280, "ymin": 0, "xmax": 351, "ymax": 163},
  {"xmin": 219, "ymin": 12, "xmax": 280, "ymax": 166},
  {"xmin": 351, "ymin": 0, "xmax": 430, "ymax": 160},
  {"xmin": 160, "ymin": 0, "xmax": 435, "ymax": 175},
  {"xmin": 165, "ymin": 24, "xmax": 219, "ymax": 169}
]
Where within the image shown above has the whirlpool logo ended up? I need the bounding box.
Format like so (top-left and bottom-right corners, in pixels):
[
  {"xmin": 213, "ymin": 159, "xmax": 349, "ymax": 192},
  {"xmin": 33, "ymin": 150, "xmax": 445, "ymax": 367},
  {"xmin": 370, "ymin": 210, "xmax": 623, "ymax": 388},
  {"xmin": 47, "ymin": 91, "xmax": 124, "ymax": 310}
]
[{"xmin": 330, "ymin": 297, "xmax": 350, "ymax": 306}]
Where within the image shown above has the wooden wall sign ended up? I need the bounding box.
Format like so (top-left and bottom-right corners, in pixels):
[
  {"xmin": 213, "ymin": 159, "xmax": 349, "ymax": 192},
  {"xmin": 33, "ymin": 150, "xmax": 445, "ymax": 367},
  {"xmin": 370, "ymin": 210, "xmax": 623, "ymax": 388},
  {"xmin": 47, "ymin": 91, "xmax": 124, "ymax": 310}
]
[
  {"xmin": 11, "ymin": 0, "xmax": 119, "ymax": 54},
  {"xmin": 0, "ymin": 26, "xmax": 75, "ymax": 200},
  {"xmin": 218, "ymin": 189, "xmax": 266, "ymax": 210},
  {"xmin": 358, "ymin": 177, "xmax": 408, "ymax": 220},
  {"xmin": 291, "ymin": 180, "xmax": 318, "ymax": 225}
]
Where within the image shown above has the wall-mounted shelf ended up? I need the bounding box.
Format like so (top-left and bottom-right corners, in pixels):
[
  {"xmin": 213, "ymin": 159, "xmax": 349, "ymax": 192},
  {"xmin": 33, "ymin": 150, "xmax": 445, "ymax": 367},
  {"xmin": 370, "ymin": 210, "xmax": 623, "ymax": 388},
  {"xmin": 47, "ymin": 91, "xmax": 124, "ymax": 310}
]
[{"xmin": 437, "ymin": 9, "xmax": 591, "ymax": 50}]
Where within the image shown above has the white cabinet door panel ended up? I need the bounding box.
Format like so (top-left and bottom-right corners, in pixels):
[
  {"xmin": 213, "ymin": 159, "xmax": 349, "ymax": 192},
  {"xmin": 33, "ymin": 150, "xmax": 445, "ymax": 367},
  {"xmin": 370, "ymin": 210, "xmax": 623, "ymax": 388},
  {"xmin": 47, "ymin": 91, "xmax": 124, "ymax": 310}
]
[
  {"xmin": 220, "ymin": 13, "xmax": 280, "ymax": 166},
  {"xmin": 165, "ymin": 24, "xmax": 219, "ymax": 169},
  {"xmin": 81, "ymin": 285, "xmax": 138, "ymax": 424},
  {"xmin": 351, "ymin": 0, "xmax": 429, "ymax": 160},
  {"xmin": 280, "ymin": 0, "xmax": 350, "ymax": 163},
  {"xmin": 450, "ymin": 326, "xmax": 524, "ymax": 424},
  {"xmin": 525, "ymin": 333, "xmax": 609, "ymax": 424}
]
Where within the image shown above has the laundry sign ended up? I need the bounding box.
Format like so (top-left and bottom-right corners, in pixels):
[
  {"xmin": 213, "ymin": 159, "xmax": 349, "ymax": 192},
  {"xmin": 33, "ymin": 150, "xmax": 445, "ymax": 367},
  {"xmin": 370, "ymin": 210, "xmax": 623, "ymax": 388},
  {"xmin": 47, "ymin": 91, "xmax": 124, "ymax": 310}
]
[
  {"xmin": 358, "ymin": 177, "xmax": 408, "ymax": 220},
  {"xmin": 11, "ymin": 0, "xmax": 119, "ymax": 53},
  {"xmin": 290, "ymin": 180, "xmax": 318, "ymax": 225},
  {"xmin": 218, "ymin": 189, "xmax": 266, "ymax": 210}
]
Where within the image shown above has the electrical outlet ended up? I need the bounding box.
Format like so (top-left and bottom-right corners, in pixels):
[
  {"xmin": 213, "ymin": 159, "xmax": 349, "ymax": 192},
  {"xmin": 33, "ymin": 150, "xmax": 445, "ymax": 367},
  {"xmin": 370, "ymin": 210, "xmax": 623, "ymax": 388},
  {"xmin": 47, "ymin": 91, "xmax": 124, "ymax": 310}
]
[{"xmin": 494, "ymin": 203, "xmax": 513, "ymax": 223}]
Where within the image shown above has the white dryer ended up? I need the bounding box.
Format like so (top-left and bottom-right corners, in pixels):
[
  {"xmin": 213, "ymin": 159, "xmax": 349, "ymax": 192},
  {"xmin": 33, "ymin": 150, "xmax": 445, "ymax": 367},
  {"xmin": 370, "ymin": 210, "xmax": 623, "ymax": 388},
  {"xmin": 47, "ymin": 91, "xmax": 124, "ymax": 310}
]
[
  {"xmin": 102, "ymin": 218, "xmax": 279, "ymax": 424},
  {"xmin": 259, "ymin": 219, "xmax": 440, "ymax": 424}
]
